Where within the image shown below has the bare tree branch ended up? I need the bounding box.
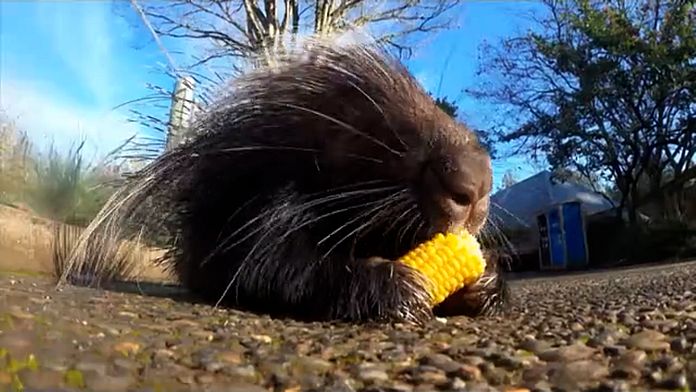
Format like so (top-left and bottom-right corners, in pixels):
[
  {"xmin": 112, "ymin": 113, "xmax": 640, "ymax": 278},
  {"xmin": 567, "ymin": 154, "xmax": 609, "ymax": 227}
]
[{"xmin": 138, "ymin": 0, "xmax": 459, "ymax": 72}]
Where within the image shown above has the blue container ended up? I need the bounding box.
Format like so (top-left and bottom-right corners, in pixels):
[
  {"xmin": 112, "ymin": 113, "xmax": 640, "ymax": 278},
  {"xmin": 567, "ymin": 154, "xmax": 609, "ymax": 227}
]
[
  {"xmin": 537, "ymin": 201, "xmax": 589, "ymax": 270},
  {"xmin": 562, "ymin": 201, "xmax": 589, "ymax": 268},
  {"xmin": 547, "ymin": 207, "xmax": 567, "ymax": 268}
]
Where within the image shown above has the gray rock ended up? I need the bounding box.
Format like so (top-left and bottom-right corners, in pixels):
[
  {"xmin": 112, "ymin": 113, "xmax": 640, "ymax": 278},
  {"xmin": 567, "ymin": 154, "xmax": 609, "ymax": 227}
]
[
  {"xmin": 658, "ymin": 373, "xmax": 688, "ymax": 390},
  {"xmin": 195, "ymin": 372, "xmax": 216, "ymax": 384},
  {"xmin": 75, "ymin": 359, "xmax": 108, "ymax": 376},
  {"xmin": 587, "ymin": 330, "xmax": 622, "ymax": 348},
  {"xmin": 418, "ymin": 353, "xmax": 460, "ymax": 373},
  {"xmin": 538, "ymin": 343, "xmax": 596, "ymax": 362},
  {"xmin": 112, "ymin": 358, "xmax": 140, "ymax": 372},
  {"xmin": 458, "ymin": 355, "xmax": 485, "ymax": 367},
  {"xmin": 0, "ymin": 331, "xmax": 35, "ymax": 357},
  {"xmin": 451, "ymin": 363, "xmax": 482, "ymax": 382},
  {"xmin": 480, "ymin": 364, "xmax": 509, "ymax": 386},
  {"xmin": 596, "ymin": 380, "xmax": 631, "ymax": 392},
  {"xmin": 548, "ymin": 360, "xmax": 609, "ymax": 390},
  {"xmin": 653, "ymin": 355, "xmax": 683, "ymax": 372},
  {"xmin": 623, "ymin": 330, "xmax": 671, "ymax": 352},
  {"xmin": 670, "ymin": 336, "xmax": 689, "ymax": 353},
  {"xmin": 177, "ymin": 372, "xmax": 196, "ymax": 385},
  {"xmin": 291, "ymin": 356, "xmax": 333, "ymax": 374},
  {"xmin": 204, "ymin": 382, "xmax": 267, "ymax": 392},
  {"xmin": 413, "ymin": 367, "xmax": 447, "ymax": 385},
  {"xmin": 356, "ymin": 365, "xmax": 389, "ymax": 383},
  {"xmin": 522, "ymin": 364, "xmax": 549, "ymax": 383},
  {"xmin": 492, "ymin": 353, "xmax": 526, "ymax": 370},
  {"xmin": 528, "ymin": 380, "xmax": 553, "ymax": 392},
  {"xmin": 17, "ymin": 369, "xmax": 64, "ymax": 390},
  {"xmin": 84, "ymin": 372, "xmax": 136, "ymax": 392},
  {"xmin": 447, "ymin": 377, "xmax": 467, "ymax": 390},
  {"xmin": 613, "ymin": 350, "xmax": 647, "ymax": 367},
  {"xmin": 602, "ymin": 345, "xmax": 625, "ymax": 356},
  {"xmin": 325, "ymin": 377, "xmax": 357, "ymax": 392},
  {"xmin": 224, "ymin": 365, "xmax": 258, "ymax": 382},
  {"xmin": 609, "ymin": 349, "xmax": 647, "ymax": 380}
]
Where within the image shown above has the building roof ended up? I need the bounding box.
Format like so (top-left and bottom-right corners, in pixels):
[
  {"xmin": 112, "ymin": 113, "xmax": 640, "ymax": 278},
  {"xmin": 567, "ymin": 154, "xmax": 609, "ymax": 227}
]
[{"xmin": 489, "ymin": 170, "xmax": 616, "ymax": 231}]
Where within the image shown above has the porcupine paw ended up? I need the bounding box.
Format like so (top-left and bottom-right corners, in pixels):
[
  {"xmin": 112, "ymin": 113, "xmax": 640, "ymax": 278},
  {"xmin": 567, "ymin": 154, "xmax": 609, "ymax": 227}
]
[{"xmin": 433, "ymin": 250, "xmax": 509, "ymax": 318}]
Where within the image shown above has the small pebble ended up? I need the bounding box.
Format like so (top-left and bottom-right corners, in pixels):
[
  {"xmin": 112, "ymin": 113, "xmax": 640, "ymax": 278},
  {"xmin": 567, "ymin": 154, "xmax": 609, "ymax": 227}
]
[
  {"xmin": 521, "ymin": 364, "xmax": 548, "ymax": 383},
  {"xmin": 177, "ymin": 373, "xmax": 195, "ymax": 385},
  {"xmin": 623, "ymin": 330, "xmax": 671, "ymax": 352},
  {"xmin": 217, "ymin": 350, "xmax": 244, "ymax": 365},
  {"xmin": 75, "ymin": 360, "xmax": 108, "ymax": 376},
  {"xmin": 113, "ymin": 341, "xmax": 141, "ymax": 356},
  {"xmin": 449, "ymin": 377, "xmax": 467, "ymax": 390},
  {"xmin": 459, "ymin": 356, "xmax": 486, "ymax": 367},
  {"xmin": 225, "ymin": 365, "xmax": 258, "ymax": 382},
  {"xmin": 547, "ymin": 360, "xmax": 608, "ymax": 391},
  {"xmin": 658, "ymin": 373, "xmax": 688, "ymax": 390},
  {"xmin": 113, "ymin": 358, "xmax": 140, "ymax": 372},
  {"xmin": 454, "ymin": 364, "xmax": 482, "ymax": 381},
  {"xmin": 538, "ymin": 343, "xmax": 596, "ymax": 362},
  {"xmin": 291, "ymin": 356, "xmax": 333, "ymax": 374},
  {"xmin": 17, "ymin": 369, "xmax": 63, "ymax": 390},
  {"xmin": 418, "ymin": 353, "xmax": 460, "ymax": 373},
  {"xmin": 670, "ymin": 337, "xmax": 689, "ymax": 353},
  {"xmin": 195, "ymin": 372, "xmax": 216, "ymax": 384},
  {"xmin": 413, "ymin": 367, "xmax": 447, "ymax": 385},
  {"xmin": 357, "ymin": 367, "xmax": 389, "ymax": 383},
  {"xmin": 251, "ymin": 334, "xmax": 273, "ymax": 344},
  {"xmin": 84, "ymin": 373, "xmax": 135, "ymax": 392}
]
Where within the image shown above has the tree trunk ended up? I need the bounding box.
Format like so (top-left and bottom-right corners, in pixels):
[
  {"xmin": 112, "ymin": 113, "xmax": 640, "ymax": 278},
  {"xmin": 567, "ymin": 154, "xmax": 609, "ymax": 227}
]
[
  {"xmin": 615, "ymin": 175, "xmax": 631, "ymax": 222},
  {"xmin": 628, "ymin": 185, "xmax": 639, "ymax": 226},
  {"xmin": 664, "ymin": 188, "xmax": 685, "ymax": 222}
]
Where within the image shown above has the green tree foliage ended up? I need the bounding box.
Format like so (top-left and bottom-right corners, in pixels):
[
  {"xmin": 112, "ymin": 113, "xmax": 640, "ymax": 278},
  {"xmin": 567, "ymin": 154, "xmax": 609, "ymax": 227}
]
[
  {"xmin": 434, "ymin": 96, "xmax": 497, "ymax": 158},
  {"xmin": 468, "ymin": 0, "xmax": 695, "ymax": 223}
]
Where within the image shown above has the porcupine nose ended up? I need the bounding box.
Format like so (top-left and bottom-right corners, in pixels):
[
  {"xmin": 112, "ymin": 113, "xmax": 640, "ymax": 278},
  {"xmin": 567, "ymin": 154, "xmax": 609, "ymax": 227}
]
[{"xmin": 423, "ymin": 145, "xmax": 492, "ymax": 230}]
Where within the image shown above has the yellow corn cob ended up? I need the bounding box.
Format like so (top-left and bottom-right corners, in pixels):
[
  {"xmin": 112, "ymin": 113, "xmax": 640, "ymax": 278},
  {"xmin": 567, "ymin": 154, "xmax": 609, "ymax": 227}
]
[{"xmin": 398, "ymin": 230, "xmax": 486, "ymax": 306}]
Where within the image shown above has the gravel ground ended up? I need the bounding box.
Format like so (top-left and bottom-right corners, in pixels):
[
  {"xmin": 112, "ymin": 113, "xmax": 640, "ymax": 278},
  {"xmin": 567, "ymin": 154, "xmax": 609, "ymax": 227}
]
[{"xmin": 0, "ymin": 261, "xmax": 694, "ymax": 392}]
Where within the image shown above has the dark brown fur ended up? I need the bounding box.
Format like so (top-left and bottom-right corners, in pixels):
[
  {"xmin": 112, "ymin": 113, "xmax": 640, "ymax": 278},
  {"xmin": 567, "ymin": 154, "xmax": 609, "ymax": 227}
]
[{"xmin": 57, "ymin": 35, "xmax": 509, "ymax": 324}]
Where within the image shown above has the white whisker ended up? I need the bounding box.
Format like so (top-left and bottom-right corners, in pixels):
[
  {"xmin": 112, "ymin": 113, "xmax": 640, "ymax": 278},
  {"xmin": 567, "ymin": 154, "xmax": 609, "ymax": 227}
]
[
  {"xmin": 217, "ymin": 145, "xmax": 384, "ymax": 163},
  {"xmin": 347, "ymin": 80, "xmax": 409, "ymax": 151}
]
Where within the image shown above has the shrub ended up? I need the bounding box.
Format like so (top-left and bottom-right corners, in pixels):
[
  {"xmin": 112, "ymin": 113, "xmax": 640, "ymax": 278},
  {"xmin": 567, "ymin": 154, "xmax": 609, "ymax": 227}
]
[{"xmin": 0, "ymin": 117, "xmax": 121, "ymax": 227}]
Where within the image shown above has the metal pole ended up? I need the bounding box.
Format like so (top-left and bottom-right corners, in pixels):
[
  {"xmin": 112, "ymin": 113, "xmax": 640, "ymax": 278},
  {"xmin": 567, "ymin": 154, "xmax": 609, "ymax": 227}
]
[{"xmin": 166, "ymin": 76, "xmax": 195, "ymax": 151}]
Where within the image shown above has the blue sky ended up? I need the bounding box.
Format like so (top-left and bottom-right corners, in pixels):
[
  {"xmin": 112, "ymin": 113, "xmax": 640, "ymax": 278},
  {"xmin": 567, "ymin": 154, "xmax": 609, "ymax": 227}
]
[{"xmin": 0, "ymin": 0, "xmax": 547, "ymax": 189}]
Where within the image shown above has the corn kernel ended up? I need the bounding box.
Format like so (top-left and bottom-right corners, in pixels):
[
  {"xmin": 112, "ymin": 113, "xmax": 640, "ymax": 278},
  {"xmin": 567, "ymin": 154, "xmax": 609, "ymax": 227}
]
[{"xmin": 398, "ymin": 230, "xmax": 486, "ymax": 306}]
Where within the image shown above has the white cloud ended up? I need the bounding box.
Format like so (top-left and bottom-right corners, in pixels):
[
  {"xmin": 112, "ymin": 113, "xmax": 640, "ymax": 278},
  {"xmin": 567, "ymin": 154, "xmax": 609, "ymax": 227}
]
[{"xmin": 0, "ymin": 78, "xmax": 141, "ymax": 160}]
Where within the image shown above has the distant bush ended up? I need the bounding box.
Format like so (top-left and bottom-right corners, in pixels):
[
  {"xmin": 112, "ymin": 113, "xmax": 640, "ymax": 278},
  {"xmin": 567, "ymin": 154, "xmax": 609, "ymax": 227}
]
[
  {"xmin": 586, "ymin": 215, "xmax": 696, "ymax": 268},
  {"xmin": 0, "ymin": 117, "xmax": 122, "ymax": 227},
  {"xmin": 0, "ymin": 120, "xmax": 33, "ymax": 206}
]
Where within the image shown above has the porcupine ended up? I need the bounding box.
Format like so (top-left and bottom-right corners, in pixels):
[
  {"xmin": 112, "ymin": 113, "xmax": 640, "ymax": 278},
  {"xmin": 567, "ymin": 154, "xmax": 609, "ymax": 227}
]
[{"xmin": 56, "ymin": 34, "xmax": 509, "ymax": 325}]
